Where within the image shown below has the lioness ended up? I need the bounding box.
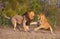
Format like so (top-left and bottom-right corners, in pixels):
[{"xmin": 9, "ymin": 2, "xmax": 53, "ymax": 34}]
[{"xmin": 34, "ymin": 13, "xmax": 53, "ymax": 33}]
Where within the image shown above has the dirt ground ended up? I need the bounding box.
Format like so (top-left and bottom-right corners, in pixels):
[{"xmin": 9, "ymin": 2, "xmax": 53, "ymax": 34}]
[{"xmin": 0, "ymin": 25, "xmax": 60, "ymax": 39}]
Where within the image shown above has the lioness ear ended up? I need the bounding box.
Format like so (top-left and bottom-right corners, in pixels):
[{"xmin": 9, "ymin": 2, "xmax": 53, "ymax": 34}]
[
  {"xmin": 37, "ymin": 14, "xmax": 39, "ymax": 17},
  {"xmin": 37, "ymin": 14, "xmax": 40, "ymax": 20}
]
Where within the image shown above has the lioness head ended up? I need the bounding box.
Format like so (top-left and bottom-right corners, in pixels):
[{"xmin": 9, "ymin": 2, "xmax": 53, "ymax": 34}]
[
  {"xmin": 37, "ymin": 13, "xmax": 43, "ymax": 20},
  {"xmin": 37, "ymin": 13, "xmax": 45, "ymax": 26}
]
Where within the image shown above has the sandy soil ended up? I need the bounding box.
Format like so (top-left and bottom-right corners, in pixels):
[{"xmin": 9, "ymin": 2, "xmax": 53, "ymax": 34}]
[{"xmin": 0, "ymin": 26, "xmax": 60, "ymax": 39}]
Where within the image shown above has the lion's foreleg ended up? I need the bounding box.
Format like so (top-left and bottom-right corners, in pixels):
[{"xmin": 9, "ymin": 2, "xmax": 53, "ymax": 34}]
[
  {"xmin": 23, "ymin": 26, "xmax": 29, "ymax": 31},
  {"xmin": 34, "ymin": 25, "xmax": 43, "ymax": 31}
]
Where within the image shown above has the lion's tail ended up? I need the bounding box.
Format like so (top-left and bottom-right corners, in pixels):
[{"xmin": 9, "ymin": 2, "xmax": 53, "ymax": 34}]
[{"xmin": 3, "ymin": 14, "xmax": 10, "ymax": 19}]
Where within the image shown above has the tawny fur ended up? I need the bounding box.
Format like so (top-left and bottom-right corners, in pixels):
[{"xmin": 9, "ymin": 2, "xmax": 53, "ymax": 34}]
[{"xmin": 34, "ymin": 13, "xmax": 53, "ymax": 33}]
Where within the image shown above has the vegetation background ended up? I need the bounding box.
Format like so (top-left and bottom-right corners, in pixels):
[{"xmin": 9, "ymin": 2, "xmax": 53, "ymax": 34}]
[{"xmin": 0, "ymin": 0, "xmax": 60, "ymax": 29}]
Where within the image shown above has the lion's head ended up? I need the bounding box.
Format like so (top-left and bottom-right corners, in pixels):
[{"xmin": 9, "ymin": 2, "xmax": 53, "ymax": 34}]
[
  {"xmin": 27, "ymin": 11, "xmax": 35, "ymax": 20},
  {"xmin": 23, "ymin": 10, "xmax": 35, "ymax": 20}
]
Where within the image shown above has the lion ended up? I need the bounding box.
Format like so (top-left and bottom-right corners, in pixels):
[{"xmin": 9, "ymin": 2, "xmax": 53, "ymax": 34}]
[
  {"xmin": 34, "ymin": 13, "xmax": 54, "ymax": 33},
  {"xmin": 4, "ymin": 10, "xmax": 35, "ymax": 31}
]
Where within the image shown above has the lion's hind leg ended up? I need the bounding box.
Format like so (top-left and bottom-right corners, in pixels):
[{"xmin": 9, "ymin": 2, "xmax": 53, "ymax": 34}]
[
  {"xmin": 49, "ymin": 26, "xmax": 54, "ymax": 34},
  {"xmin": 11, "ymin": 18, "xmax": 17, "ymax": 31}
]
